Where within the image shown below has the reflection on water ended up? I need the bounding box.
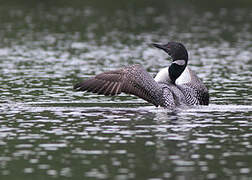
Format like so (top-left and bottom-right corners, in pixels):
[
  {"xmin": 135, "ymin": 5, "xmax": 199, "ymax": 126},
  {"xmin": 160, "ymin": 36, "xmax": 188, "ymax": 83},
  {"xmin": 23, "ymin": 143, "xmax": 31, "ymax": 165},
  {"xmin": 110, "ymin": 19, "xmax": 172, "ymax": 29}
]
[
  {"xmin": 1, "ymin": 102, "xmax": 252, "ymax": 179},
  {"xmin": 0, "ymin": 0, "xmax": 252, "ymax": 179}
]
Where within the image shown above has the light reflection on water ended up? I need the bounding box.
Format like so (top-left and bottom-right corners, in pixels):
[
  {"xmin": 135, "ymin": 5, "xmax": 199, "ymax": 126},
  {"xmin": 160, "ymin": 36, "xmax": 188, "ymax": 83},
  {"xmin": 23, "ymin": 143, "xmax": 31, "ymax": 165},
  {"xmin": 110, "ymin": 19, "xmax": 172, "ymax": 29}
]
[
  {"xmin": 0, "ymin": 0, "xmax": 252, "ymax": 179},
  {"xmin": 1, "ymin": 102, "xmax": 252, "ymax": 179}
]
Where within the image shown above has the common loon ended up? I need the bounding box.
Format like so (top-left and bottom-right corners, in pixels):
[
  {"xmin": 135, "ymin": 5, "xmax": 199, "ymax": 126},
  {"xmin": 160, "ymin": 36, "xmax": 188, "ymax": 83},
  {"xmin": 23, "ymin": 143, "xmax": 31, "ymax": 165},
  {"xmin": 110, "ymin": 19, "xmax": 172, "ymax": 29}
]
[{"xmin": 74, "ymin": 42, "xmax": 209, "ymax": 108}]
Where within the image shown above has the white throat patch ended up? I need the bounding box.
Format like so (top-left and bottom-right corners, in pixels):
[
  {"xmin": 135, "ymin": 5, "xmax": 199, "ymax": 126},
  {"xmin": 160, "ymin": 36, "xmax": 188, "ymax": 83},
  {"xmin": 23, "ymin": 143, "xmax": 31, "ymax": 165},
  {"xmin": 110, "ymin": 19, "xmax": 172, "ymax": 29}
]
[{"xmin": 172, "ymin": 59, "xmax": 186, "ymax": 66}]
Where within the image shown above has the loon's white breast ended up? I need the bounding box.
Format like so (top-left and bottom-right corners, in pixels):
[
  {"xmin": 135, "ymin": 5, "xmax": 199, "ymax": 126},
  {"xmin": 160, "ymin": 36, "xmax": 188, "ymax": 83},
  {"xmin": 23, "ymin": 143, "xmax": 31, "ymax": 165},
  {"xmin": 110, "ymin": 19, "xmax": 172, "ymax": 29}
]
[
  {"xmin": 175, "ymin": 67, "xmax": 191, "ymax": 85},
  {"xmin": 154, "ymin": 66, "xmax": 191, "ymax": 85},
  {"xmin": 154, "ymin": 67, "xmax": 170, "ymax": 83}
]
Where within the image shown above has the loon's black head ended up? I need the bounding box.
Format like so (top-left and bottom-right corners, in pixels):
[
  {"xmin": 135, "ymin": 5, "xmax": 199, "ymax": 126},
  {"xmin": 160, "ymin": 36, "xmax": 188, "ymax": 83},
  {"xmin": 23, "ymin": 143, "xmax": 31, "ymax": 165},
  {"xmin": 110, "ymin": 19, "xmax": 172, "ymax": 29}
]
[
  {"xmin": 153, "ymin": 42, "xmax": 189, "ymax": 84},
  {"xmin": 152, "ymin": 42, "xmax": 188, "ymax": 61}
]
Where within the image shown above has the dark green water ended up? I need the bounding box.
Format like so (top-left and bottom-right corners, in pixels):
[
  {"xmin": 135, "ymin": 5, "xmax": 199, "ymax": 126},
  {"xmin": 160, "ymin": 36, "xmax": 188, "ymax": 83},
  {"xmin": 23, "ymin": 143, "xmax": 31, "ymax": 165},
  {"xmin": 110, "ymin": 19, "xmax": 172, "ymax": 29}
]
[{"xmin": 0, "ymin": 1, "xmax": 252, "ymax": 179}]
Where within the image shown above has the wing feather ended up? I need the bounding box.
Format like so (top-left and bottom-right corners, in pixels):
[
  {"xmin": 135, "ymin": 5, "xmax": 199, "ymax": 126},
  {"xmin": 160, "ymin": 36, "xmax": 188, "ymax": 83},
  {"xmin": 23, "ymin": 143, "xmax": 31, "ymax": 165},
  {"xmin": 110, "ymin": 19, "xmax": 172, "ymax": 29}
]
[
  {"xmin": 103, "ymin": 82, "xmax": 114, "ymax": 95},
  {"xmin": 74, "ymin": 64, "xmax": 163, "ymax": 106}
]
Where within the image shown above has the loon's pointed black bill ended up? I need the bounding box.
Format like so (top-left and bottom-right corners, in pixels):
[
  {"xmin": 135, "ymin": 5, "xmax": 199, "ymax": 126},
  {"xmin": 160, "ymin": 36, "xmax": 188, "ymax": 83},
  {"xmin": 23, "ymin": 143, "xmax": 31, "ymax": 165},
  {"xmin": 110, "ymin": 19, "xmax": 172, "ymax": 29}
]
[{"xmin": 152, "ymin": 43, "xmax": 167, "ymax": 50}]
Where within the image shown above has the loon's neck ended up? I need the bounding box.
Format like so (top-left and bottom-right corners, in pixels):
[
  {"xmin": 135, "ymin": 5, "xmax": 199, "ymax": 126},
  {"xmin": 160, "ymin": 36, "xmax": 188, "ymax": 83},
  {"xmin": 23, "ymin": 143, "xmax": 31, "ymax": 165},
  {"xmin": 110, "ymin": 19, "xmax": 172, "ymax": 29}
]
[
  {"xmin": 154, "ymin": 65, "xmax": 191, "ymax": 85},
  {"xmin": 168, "ymin": 59, "xmax": 187, "ymax": 84}
]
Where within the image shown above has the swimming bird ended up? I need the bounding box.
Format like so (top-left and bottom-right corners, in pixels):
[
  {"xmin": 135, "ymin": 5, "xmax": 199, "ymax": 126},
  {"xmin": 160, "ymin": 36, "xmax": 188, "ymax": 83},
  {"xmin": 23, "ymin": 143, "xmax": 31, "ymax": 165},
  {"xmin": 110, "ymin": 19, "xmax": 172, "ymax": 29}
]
[{"xmin": 74, "ymin": 42, "xmax": 209, "ymax": 108}]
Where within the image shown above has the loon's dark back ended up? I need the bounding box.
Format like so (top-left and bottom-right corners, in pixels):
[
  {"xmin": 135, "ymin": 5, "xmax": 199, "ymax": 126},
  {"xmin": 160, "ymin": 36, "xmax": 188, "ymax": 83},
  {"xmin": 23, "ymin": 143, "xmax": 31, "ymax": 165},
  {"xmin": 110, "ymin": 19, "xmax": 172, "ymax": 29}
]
[{"xmin": 176, "ymin": 67, "xmax": 209, "ymax": 105}]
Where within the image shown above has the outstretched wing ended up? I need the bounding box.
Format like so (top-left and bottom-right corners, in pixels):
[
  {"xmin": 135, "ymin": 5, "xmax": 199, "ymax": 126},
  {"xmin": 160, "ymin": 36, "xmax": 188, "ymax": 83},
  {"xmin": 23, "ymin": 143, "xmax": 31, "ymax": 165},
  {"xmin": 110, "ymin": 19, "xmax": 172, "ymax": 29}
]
[{"xmin": 74, "ymin": 64, "xmax": 163, "ymax": 107}]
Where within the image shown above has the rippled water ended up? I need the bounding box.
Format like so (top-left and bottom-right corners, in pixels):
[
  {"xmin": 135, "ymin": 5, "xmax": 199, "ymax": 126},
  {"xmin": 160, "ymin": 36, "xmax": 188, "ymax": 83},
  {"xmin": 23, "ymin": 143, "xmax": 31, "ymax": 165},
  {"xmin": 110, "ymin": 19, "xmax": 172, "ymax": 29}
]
[{"xmin": 0, "ymin": 1, "xmax": 252, "ymax": 179}]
